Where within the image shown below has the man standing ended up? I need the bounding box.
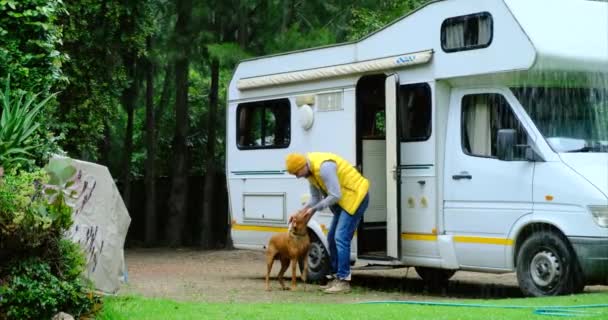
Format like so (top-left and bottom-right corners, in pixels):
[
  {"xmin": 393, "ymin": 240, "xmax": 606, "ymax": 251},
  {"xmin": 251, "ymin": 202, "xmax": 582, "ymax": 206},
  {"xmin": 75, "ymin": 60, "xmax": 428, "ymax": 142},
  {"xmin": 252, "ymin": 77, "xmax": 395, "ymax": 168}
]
[{"xmin": 285, "ymin": 152, "xmax": 370, "ymax": 294}]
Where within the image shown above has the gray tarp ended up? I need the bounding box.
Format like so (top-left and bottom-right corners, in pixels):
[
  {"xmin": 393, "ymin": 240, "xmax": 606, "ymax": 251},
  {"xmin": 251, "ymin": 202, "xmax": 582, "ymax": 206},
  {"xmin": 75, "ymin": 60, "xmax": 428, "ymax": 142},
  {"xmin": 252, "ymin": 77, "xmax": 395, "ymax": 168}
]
[{"xmin": 62, "ymin": 159, "xmax": 131, "ymax": 294}]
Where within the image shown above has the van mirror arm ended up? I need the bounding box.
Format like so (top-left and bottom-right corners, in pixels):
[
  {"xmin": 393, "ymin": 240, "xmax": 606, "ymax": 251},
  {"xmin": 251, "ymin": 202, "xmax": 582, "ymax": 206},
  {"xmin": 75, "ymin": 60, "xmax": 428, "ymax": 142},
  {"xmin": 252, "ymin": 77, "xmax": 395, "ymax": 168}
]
[{"xmin": 524, "ymin": 143, "xmax": 545, "ymax": 162}]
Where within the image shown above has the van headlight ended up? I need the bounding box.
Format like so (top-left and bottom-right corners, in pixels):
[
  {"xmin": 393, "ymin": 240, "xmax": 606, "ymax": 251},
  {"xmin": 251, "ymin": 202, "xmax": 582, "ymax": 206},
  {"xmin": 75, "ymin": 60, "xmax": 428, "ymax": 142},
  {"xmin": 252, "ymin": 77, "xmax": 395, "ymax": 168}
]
[{"xmin": 589, "ymin": 206, "xmax": 608, "ymax": 227}]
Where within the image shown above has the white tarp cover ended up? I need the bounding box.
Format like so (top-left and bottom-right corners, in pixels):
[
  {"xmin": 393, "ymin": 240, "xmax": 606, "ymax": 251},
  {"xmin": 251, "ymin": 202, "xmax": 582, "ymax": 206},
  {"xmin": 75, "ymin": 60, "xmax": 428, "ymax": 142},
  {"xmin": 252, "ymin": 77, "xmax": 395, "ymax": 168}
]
[{"xmin": 61, "ymin": 158, "xmax": 131, "ymax": 294}]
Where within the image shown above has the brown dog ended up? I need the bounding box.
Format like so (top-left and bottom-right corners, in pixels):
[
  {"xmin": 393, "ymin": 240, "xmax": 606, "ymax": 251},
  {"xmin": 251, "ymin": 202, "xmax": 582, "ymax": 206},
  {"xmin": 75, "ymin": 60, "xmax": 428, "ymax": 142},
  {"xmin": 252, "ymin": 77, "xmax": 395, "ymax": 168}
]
[{"xmin": 265, "ymin": 211, "xmax": 311, "ymax": 291}]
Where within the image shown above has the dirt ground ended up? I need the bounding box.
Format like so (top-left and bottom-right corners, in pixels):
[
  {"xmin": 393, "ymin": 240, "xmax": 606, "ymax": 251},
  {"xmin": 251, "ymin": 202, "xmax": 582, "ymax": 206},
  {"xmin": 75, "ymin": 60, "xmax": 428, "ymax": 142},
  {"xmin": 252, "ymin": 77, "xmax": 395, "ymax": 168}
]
[{"xmin": 119, "ymin": 248, "xmax": 607, "ymax": 303}]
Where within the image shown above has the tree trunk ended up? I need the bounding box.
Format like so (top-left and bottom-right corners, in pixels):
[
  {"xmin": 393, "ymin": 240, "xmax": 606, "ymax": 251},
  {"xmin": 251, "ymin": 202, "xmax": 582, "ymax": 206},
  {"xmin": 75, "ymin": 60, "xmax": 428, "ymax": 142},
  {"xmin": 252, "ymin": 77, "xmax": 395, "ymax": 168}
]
[
  {"xmin": 121, "ymin": 57, "xmax": 138, "ymax": 213},
  {"xmin": 100, "ymin": 119, "xmax": 111, "ymax": 167},
  {"xmin": 201, "ymin": 58, "xmax": 219, "ymax": 249},
  {"xmin": 237, "ymin": 0, "xmax": 248, "ymax": 48},
  {"xmin": 166, "ymin": 0, "xmax": 192, "ymax": 247},
  {"xmin": 144, "ymin": 36, "xmax": 157, "ymax": 246},
  {"xmin": 155, "ymin": 65, "xmax": 173, "ymax": 137},
  {"xmin": 281, "ymin": 0, "xmax": 293, "ymax": 33}
]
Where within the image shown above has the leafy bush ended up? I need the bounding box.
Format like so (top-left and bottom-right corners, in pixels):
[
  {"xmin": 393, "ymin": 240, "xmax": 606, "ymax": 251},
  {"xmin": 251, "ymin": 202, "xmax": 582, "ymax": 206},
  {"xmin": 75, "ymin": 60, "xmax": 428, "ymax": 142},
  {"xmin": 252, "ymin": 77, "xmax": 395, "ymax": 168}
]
[
  {"xmin": 0, "ymin": 76, "xmax": 61, "ymax": 171},
  {"xmin": 0, "ymin": 159, "xmax": 101, "ymax": 319},
  {"xmin": 53, "ymin": 239, "xmax": 87, "ymax": 282},
  {"xmin": 0, "ymin": 0, "xmax": 67, "ymax": 94},
  {"xmin": 0, "ymin": 258, "xmax": 96, "ymax": 320},
  {"xmin": 0, "ymin": 168, "xmax": 58, "ymax": 250}
]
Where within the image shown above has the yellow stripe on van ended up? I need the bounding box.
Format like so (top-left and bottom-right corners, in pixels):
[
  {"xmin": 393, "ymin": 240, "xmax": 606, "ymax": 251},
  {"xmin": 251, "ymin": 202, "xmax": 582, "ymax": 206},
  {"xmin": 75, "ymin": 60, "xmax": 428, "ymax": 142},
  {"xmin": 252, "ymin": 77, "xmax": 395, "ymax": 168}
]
[
  {"xmin": 231, "ymin": 224, "xmax": 287, "ymax": 233},
  {"xmin": 231, "ymin": 223, "xmax": 358, "ymax": 237},
  {"xmin": 454, "ymin": 236, "xmax": 513, "ymax": 246},
  {"xmin": 232, "ymin": 225, "xmax": 511, "ymax": 246},
  {"xmin": 401, "ymin": 233, "xmax": 438, "ymax": 241}
]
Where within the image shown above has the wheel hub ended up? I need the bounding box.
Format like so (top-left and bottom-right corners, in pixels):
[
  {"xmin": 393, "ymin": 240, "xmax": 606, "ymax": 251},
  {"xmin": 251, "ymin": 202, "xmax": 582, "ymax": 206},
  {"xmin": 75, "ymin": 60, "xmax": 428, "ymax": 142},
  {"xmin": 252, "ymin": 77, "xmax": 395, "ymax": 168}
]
[
  {"xmin": 530, "ymin": 250, "xmax": 561, "ymax": 288},
  {"xmin": 308, "ymin": 242, "xmax": 323, "ymax": 271}
]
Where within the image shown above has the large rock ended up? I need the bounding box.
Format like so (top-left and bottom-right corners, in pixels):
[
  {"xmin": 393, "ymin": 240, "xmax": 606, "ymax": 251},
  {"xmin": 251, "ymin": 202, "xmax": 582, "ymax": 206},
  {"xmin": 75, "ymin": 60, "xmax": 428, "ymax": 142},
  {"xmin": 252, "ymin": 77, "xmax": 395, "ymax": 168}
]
[
  {"xmin": 52, "ymin": 312, "xmax": 74, "ymax": 320},
  {"xmin": 62, "ymin": 158, "xmax": 131, "ymax": 294}
]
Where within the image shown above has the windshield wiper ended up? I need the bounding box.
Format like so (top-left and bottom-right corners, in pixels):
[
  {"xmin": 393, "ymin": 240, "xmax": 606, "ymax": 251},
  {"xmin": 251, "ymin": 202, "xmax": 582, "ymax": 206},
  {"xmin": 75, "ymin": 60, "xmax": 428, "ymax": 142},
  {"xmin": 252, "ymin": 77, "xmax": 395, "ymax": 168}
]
[{"xmin": 566, "ymin": 145, "xmax": 608, "ymax": 153}]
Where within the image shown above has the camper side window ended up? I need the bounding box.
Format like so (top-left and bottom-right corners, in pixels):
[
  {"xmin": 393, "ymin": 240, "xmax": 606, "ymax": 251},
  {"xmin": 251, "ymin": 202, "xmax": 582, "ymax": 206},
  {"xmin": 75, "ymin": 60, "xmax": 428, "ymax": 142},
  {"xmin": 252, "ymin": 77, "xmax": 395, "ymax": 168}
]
[
  {"xmin": 441, "ymin": 12, "xmax": 493, "ymax": 53},
  {"xmin": 461, "ymin": 94, "xmax": 527, "ymax": 160},
  {"xmin": 237, "ymin": 98, "xmax": 291, "ymax": 149},
  {"xmin": 398, "ymin": 83, "xmax": 432, "ymax": 142}
]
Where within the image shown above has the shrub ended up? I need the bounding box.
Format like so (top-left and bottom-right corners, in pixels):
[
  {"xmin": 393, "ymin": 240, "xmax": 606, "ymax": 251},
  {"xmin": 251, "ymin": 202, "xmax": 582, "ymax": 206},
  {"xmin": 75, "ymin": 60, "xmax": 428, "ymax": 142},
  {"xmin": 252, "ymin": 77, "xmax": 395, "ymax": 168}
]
[
  {"xmin": 0, "ymin": 159, "xmax": 81, "ymax": 253},
  {"xmin": 0, "ymin": 76, "xmax": 62, "ymax": 171},
  {"xmin": 0, "ymin": 258, "xmax": 96, "ymax": 320},
  {"xmin": 0, "ymin": 159, "xmax": 101, "ymax": 319},
  {"xmin": 0, "ymin": 168, "xmax": 57, "ymax": 251}
]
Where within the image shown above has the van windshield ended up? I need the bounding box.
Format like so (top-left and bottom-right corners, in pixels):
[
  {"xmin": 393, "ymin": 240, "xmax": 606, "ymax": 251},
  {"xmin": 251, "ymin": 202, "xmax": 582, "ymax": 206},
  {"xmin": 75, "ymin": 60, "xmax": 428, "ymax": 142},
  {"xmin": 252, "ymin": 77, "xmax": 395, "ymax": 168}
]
[{"xmin": 511, "ymin": 87, "xmax": 608, "ymax": 153}]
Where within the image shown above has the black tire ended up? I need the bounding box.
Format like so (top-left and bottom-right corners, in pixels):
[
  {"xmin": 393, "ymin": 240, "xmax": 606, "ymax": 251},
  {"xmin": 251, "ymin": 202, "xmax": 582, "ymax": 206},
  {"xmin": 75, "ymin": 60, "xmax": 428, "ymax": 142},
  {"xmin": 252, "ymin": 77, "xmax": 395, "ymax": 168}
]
[
  {"xmin": 516, "ymin": 231, "xmax": 584, "ymax": 297},
  {"xmin": 415, "ymin": 267, "xmax": 456, "ymax": 285},
  {"xmin": 299, "ymin": 232, "xmax": 330, "ymax": 283}
]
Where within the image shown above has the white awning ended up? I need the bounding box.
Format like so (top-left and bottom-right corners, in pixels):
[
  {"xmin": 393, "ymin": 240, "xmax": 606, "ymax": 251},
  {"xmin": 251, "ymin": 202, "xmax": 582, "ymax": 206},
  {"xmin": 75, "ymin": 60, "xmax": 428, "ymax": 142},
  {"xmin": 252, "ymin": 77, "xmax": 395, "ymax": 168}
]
[{"xmin": 237, "ymin": 49, "xmax": 433, "ymax": 90}]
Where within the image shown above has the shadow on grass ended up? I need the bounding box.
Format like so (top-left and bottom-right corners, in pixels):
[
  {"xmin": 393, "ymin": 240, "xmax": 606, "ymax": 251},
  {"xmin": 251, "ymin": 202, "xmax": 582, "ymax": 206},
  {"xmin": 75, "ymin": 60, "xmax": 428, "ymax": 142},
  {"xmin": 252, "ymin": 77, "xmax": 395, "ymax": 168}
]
[
  {"xmin": 246, "ymin": 271, "xmax": 523, "ymax": 299},
  {"xmin": 351, "ymin": 273, "xmax": 524, "ymax": 299}
]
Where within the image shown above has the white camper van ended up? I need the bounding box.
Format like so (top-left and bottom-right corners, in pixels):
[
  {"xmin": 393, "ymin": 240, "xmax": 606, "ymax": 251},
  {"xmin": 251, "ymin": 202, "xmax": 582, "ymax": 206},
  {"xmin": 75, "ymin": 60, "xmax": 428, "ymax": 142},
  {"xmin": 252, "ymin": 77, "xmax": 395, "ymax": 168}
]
[{"xmin": 226, "ymin": 0, "xmax": 608, "ymax": 296}]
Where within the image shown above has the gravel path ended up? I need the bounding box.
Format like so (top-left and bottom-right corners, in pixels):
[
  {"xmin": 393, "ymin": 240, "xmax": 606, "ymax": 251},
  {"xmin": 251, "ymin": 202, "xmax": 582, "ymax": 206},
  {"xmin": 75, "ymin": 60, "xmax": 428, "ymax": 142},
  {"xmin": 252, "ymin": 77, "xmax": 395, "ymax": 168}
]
[{"xmin": 119, "ymin": 248, "xmax": 607, "ymax": 303}]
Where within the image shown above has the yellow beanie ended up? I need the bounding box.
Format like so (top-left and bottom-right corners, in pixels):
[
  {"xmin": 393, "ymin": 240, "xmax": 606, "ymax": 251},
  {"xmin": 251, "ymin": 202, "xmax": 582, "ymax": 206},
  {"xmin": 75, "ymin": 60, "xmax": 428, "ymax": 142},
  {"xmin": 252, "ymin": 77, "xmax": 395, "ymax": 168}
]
[{"xmin": 285, "ymin": 153, "xmax": 307, "ymax": 174}]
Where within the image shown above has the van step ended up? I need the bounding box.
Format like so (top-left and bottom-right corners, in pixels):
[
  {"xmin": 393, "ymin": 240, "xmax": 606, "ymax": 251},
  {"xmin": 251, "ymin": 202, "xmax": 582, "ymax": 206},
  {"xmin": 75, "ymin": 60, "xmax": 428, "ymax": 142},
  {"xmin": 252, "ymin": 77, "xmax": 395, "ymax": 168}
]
[
  {"xmin": 352, "ymin": 264, "xmax": 407, "ymax": 271},
  {"xmin": 357, "ymin": 254, "xmax": 394, "ymax": 261}
]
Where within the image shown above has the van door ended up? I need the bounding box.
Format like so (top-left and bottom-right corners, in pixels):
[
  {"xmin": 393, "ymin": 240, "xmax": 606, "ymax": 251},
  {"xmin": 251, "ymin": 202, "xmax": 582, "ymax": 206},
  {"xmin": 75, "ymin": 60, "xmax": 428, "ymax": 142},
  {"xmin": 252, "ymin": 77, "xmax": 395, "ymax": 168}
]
[
  {"xmin": 396, "ymin": 82, "xmax": 438, "ymax": 261},
  {"xmin": 444, "ymin": 88, "xmax": 535, "ymax": 269},
  {"xmin": 386, "ymin": 77, "xmax": 439, "ymax": 261},
  {"xmin": 385, "ymin": 74, "xmax": 400, "ymax": 259}
]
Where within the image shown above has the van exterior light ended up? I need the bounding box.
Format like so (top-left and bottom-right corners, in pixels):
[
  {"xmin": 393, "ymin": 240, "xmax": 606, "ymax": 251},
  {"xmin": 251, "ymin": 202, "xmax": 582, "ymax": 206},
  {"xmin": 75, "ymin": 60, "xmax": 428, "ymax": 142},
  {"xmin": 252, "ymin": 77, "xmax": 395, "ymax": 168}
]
[{"xmin": 589, "ymin": 206, "xmax": 608, "ymax": 228}]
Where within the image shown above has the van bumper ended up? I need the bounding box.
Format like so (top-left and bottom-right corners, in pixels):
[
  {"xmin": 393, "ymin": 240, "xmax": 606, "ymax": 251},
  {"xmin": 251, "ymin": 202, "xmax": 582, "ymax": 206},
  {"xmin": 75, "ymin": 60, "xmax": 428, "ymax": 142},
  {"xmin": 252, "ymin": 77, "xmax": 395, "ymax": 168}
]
[{"xmin": 569, "ymin": 237, "xmax": 608, "ymax": 285}]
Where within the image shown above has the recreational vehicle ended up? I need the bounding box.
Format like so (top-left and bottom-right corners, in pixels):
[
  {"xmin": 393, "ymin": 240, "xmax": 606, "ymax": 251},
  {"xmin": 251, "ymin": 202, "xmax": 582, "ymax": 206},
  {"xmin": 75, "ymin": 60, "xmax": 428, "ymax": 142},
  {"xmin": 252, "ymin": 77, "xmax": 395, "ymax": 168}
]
[{"xmin": 226, "ymin": 0, "xmax": 608, "ymax": 296}]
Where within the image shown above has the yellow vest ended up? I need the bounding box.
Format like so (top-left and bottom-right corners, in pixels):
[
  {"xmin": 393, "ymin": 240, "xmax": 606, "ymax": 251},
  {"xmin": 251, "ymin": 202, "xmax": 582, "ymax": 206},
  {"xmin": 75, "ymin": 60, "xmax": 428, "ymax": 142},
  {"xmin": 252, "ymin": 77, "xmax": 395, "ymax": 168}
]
[{"xmin": 306, "ymin": 152, "xmax": 369, "ymax": 215}]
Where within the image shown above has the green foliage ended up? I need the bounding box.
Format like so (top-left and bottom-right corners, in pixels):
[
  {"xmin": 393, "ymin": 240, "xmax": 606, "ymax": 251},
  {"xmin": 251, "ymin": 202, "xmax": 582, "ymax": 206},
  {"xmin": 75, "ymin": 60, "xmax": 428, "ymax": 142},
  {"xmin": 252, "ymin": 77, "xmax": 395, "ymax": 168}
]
[
  {"xmin": 0, "ymin": 0, "xmax": 67, "ymax": 94},
  {"xmin": 44, "ymin": 157, "xmax": 78, "ymax": 207},
  {"xmin": 346, "ymin": 1, "xmax": 431, "ymax": 41},
  {"xmin": 54, "ymin": 0, "xmax": 157, "ymax": 161},
  {"xmin": 54, "ymin": 0, "xmax": 129, "ymax": 160},
  {"xmin": 206, "ymin": 43, "xmax": 250, "ymax": 67},
  {"xmin": 0, "ymin": 159, "xmax": 79, "ymax": 252},
  {"xmin": 0, "ymin": 159, "xmax": 98, "ymax": 319},
  {"xmin": 0, "ymin": 77, "xmax": 59, "ymax": 171},
  {"xmin": 0, "ymin": 168, "xmax": 60, "ymax": 250},
  {"xmin": 263, "ymin": 24, "xmax": 337, "ymax": 54},
  {"xmin": 54, "ymin": 238, "xmax": 87, "ymax": 282},
  {"xmin": 0, "ymin": 258, "xmax": 96, "ymax": 320}
]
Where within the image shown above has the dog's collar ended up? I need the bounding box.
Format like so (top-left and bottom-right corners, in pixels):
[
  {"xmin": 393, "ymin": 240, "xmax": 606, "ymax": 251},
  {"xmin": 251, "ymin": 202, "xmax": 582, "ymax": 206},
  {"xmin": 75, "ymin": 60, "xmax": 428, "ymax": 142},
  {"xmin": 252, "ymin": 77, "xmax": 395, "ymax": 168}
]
[{"xmin": 289, "ymin": 230, "xmax": 308, "ymax": 238}]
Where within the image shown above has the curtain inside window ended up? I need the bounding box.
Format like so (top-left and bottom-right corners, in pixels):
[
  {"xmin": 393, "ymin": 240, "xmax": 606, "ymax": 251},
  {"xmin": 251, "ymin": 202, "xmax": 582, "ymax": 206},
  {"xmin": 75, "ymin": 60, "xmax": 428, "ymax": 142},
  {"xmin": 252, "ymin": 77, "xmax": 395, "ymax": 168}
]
[
  {"xmin": 478, "ymin": 16, "xmax": 492, "ymax": 46},
  {"xmin": 465, "ymin": 96, "xmax": 491, "ymax": 156},
  {"xmin": 446, "ymin": 21, "xmax": 465, "ymax": 49}
]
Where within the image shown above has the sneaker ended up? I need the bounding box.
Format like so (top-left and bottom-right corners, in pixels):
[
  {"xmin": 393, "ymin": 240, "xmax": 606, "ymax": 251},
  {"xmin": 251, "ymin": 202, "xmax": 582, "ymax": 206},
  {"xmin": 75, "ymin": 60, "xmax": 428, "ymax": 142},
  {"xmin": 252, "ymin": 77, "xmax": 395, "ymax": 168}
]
[
  {"xmin": 323, "ymin": 280, "xmax": 351, "ymax": 294},
  {"xmin": 319, "ymin": 277, "xmax": 338, "ymax": 290}
]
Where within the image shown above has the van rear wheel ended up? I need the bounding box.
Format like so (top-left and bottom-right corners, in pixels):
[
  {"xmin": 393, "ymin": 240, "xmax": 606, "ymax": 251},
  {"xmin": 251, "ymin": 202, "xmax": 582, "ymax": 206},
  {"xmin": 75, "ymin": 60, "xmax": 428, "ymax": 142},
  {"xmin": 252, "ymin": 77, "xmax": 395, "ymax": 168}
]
[
  {"xmin": 516, "ymin": 231, "xmax": 584, "ymax": 297},
  {"xmin": 299, "ymin": 232, "xmax": 330, "ymax": 283},
  {"xmin": 415, "ymin": 267, "xmax": 456, "ymax": 285}
]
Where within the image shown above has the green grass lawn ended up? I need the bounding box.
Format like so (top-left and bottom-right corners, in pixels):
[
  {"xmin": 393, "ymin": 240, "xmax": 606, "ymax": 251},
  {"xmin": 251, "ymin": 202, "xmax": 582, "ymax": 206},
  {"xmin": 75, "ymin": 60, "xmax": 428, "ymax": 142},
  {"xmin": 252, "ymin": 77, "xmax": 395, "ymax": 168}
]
[{"xmin": 98, "ymin": 292, "xmax": 608, "ymax": 320}]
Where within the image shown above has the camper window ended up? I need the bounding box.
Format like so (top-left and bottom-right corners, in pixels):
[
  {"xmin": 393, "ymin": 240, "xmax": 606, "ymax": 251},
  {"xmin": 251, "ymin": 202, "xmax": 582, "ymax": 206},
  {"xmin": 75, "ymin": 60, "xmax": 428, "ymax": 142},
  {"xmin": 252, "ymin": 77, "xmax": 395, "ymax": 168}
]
[
  {"xmin": 398, "ymin": 83, "xmax": 432, "ymax": 142},
  {"xmin": 236, "ymin": 98, "xmax": 291, "ymax": 149},
  {"xmin": 461, "ymin": 93, "xmax": 528, "ymax": 160},
  {"xmin": 441, "ymin": 12, "xmax": 493, "ymax": 53}
]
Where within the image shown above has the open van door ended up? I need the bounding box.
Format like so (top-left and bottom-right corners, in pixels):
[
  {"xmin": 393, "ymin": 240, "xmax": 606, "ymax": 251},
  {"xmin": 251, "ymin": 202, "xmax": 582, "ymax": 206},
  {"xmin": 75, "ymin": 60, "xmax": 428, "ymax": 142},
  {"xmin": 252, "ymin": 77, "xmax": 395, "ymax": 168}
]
[{"xmin": 385, "ymin": 74, "xmax": 400, "ymax": 259}]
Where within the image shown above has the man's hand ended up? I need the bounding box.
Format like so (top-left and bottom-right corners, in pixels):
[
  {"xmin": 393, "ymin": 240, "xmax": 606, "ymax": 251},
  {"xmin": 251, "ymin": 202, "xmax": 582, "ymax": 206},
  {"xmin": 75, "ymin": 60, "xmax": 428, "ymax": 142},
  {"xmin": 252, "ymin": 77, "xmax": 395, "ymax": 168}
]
[
  {"xmin": 302, "ymin": 207, "xmax": 314, "ymax": 221},
  {"xmin": 289, "ymin": 207, "xmax": 315, "ymax": 224}
]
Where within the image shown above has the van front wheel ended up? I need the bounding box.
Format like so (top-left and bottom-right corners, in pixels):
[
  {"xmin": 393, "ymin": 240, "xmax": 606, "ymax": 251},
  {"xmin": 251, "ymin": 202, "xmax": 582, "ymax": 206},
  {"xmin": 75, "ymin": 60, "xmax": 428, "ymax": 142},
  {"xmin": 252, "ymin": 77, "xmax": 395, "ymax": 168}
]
[
  {"xmin": 516, "ymin": 231, "xmax": 584, "ymax": 297},
  {"xmin": 299, "ymin": 233, "xmax": 330, "ymax": 283}
]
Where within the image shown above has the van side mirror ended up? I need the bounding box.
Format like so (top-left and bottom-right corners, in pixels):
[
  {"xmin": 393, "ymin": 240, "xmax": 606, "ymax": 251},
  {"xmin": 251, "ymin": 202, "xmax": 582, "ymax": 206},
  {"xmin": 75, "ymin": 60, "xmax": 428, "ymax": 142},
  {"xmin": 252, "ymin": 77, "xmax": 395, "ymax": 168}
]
[
  {"xmin": 497, "ymin": 129, "xmax": 544, "ymax": 162},
  {"xmin": 496, "ymin": 129, "xmax": 516, "ymax": 161}
]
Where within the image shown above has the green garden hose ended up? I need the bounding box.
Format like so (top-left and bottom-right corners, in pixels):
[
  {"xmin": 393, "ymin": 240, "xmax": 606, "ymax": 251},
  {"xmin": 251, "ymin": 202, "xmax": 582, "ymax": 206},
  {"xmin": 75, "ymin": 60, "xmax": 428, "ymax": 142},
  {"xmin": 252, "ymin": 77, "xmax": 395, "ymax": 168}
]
[{"xmin": 358, "ymin": 300, "xmax": 608, "ymax": 318}]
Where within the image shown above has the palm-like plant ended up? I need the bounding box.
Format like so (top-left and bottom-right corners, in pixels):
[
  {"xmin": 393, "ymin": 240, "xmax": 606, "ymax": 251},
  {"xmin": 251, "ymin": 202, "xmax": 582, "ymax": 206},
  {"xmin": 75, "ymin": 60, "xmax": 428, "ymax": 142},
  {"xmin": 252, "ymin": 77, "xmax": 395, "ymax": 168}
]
[{"xmin": 0, "ymin": 76, "xmax": 57, "ymax": 170}]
